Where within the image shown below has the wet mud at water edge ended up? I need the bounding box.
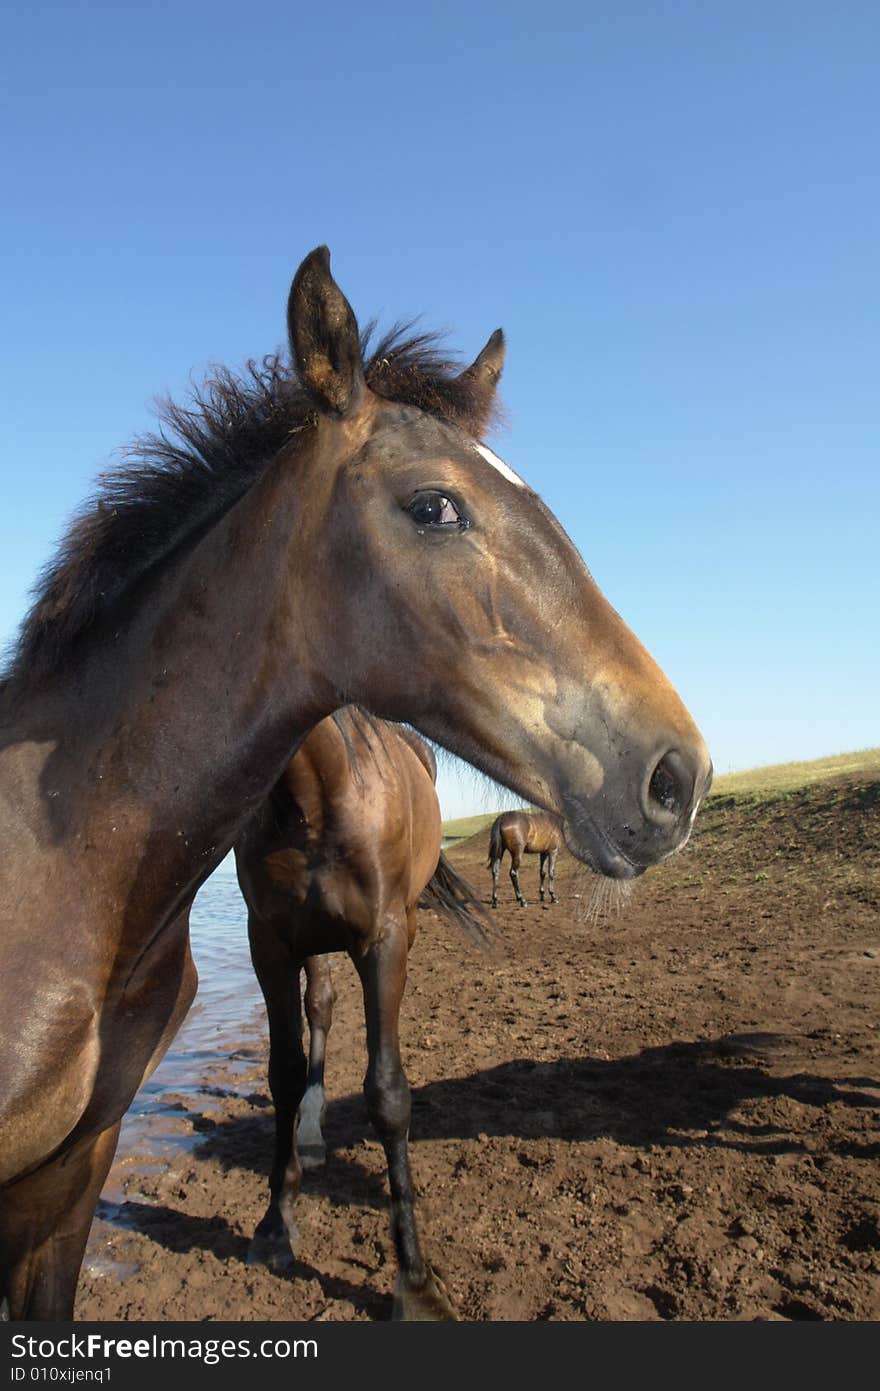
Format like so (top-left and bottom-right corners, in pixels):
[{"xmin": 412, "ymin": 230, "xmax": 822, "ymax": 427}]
[{"xmin": 77, "ymin": 771, "xmax": 880, "ymax": 1321}]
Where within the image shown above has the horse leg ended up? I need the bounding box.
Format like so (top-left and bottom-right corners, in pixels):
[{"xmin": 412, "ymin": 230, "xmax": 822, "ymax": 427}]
[
  {"xmin": 247, "ymin": 917, "xmax": 307, "ymax": 1272},
  {"xmin": 0, "ymin": 1120, "xmax": 121, "ymax": 1319},
  {"xmin": 548, "ymin": 848, "xmax": 558, "ymax": 903},
  {"xmin": 352, "ymin": 920, "xmax": 455, "ymax": 1320},
  {"xmin": 490, "ymin": 856, "xmax": 500, "ymax": 908},
  {"xmin": 539, "ymin": 851, "xmax": 548, "ymax": 902},
  {"xmin": 510, "ymin": 849, "xmax": 526, "ymax": 906},
  {"xmin": 298, "ymin": 955, "xmax": 336, "ymax": 1169}
]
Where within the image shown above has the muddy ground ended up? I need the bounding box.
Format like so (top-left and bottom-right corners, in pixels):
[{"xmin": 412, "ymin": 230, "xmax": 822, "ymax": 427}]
[{"xmin": 77, "ymin": 771, "xmax": 880, "ymax": 1321}]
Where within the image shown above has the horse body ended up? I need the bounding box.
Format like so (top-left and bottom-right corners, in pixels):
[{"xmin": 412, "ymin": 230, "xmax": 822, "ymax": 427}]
[
  {"xmin": 0, "ymin": 246, "xmax": 711, "ymax": 1318},
  {"xmin": 237, "ymin": 710, "xmax": 442, "ymax": 954},
  {"xmin": 235, "ymin": 707, "xmax": 476, "ymax": 1317},
  {"xmin": 488, "ymin": 809, "xmax": 564, "ymax": 907}
]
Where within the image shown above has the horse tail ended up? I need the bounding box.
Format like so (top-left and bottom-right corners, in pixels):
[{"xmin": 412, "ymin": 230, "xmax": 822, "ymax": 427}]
[
  {"xmin": 419, "ymin": 852, "xmax": 490, "ymax": 948},
  {"xmin": 487, "ymin": 816, "xmax": 504, "ymax": 868}
]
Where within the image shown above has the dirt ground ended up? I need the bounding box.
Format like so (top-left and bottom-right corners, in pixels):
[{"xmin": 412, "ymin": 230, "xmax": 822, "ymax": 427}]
[{"xmin": 76, "ymin": 770, "xmax": 880, "ymax": 1322}]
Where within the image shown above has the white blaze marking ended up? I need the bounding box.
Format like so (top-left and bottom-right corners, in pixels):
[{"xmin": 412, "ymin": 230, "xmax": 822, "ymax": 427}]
[{"xmin": 474, "ymin": 442, "xmax": 526, "ymax": 489}]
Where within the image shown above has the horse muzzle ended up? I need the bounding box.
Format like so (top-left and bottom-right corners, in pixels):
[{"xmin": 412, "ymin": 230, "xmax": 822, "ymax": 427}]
[{"xmin": 561, "ymin": 745, "xmax": 713, "ymax": 879}]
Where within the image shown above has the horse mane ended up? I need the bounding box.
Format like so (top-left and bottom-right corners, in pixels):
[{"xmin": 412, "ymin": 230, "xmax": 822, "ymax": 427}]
[
  {"xmin": 327, "ymin": 707, "xmax": 437, "ymax": 791},
  {"xmin": 0, "ymin": 325, "xmax": 499, "ymax": 706}
]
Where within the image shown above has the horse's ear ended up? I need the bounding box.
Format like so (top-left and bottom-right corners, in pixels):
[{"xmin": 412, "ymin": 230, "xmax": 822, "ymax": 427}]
[
  {"xmin": 462, "ymin": 328, "xmax": 505, "ymax": 388},
  {"xmin": 288, "ymin": 246, "xmax": 366, "ymax": 416},
  {"xmin": 459, "ymin": 328, "xmax": 505, "ymax": 434}
]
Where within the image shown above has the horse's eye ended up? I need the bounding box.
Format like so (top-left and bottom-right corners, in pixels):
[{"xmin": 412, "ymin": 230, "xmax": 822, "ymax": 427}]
[{"xmin": 404, "ymin": 492, "xmax": 465, "ymax": 529}]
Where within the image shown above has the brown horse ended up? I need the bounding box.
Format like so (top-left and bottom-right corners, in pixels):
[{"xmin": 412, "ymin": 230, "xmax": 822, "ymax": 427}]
[
  {"xmin": 488, "ymin": 810, "xmax": 564, "ymax": 907},
  {"xmin": 235, "ymin": 706, "xmax": 483, "ymax": 1317},
  {"xmin": 0, "ymin": 246, "xmax": 711, "ymax": 1319}
]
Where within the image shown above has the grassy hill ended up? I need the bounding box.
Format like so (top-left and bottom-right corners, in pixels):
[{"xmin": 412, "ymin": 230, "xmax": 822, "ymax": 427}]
[
  {"xmin": 704, "ymin": 747, "xmax": 880, "ymax": 804},
  {"xmin": 441, "ymin": 810, "xmax": 515, "ymax": 843},
  {"xmin": 441, "ymin": 747, "xmax": 880, "ymax": 839}
]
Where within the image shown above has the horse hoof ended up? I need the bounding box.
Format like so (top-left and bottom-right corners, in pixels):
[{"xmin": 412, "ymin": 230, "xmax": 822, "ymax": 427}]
[
  {"xmin": 299, "ymin": 1141, "xmax": 327, "ymax": 1170},
  {"xmin": 392, "ymin": 1267, "xmax": 457, "ymax": 1321},
  {"xmin": 246, "ymin": 1225, "xmax": 299, "ymax": 1274}
]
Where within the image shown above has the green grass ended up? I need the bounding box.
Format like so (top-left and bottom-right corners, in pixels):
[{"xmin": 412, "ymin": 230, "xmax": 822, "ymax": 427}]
[
  {"xmin": 708, "ymin": 747, "xmax": 880, "ymax": 804},
  {"xmin": 441, "ymin": 748, "xmax": 880, "ymax": 836},
  {"xmin": 441, "ymin": 807, "xmax": 531, "ymax": 842}
]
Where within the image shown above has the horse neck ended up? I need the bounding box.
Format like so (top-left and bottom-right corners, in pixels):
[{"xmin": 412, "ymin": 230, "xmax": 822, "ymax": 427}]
[{"xmin": 12, "ymin": 444, "xmax": 336, "ymax": 903}]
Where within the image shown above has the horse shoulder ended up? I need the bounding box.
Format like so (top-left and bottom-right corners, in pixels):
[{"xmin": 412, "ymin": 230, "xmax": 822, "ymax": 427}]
[{"xmin": 0, "ymin": 965, "xmax": 101, "ymax": 1185}]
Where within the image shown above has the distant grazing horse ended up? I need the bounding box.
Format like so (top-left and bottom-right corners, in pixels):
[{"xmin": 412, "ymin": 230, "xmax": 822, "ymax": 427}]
[
  {"xmin": 488, "ymin": 810, "xmax": 564, "ymax": 907},
  {"xmin": 235, "ymin": 707, "xmax": 483, "ymax": 1318},
  {"xmin": 0, "ymin": 246, "xmax": 711, "ymax": 1319}
]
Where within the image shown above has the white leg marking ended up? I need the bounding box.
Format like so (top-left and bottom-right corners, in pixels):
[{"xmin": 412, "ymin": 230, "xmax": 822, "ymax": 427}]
[{"xmin": 298, "ymin": 1084, "xmax": 327, "ymax": 1167}]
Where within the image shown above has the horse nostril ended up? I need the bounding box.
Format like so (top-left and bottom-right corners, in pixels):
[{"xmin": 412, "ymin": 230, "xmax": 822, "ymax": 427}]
[{"xmin": 647, "ymin": 751, "xmax": 691, "ymax": 820}]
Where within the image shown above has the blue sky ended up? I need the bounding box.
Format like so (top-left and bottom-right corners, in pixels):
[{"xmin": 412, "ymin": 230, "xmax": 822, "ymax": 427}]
[{"xmin": 2, "ymin": 1, "xmax": 877, "ymax": 820}]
